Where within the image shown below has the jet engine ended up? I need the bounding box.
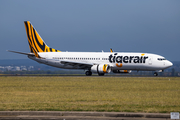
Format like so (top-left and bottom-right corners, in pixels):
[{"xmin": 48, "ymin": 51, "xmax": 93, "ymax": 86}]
[
  {"xmin": 91, "ymin": 64, "xmax": 111, "ymax": 74},
  {"xmin": 112, "ymin": 70, "xmax": 131, "ymax": 73}
]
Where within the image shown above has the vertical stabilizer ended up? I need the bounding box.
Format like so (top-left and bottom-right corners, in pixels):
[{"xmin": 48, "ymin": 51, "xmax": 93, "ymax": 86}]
[{"xmin": 24, "ymin": 21, "xmax": 61, "ymax": 54}]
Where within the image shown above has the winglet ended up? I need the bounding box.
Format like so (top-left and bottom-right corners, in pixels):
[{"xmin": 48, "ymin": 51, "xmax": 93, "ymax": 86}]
[{"xmin": 110, "ymin": 48, "xmax": 113, "ymax": 53}]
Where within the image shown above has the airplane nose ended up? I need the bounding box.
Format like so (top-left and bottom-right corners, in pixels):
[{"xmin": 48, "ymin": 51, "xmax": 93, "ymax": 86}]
[{"xmin": 167, "ymin": 61, "xmax": 173, "ymax": 68}]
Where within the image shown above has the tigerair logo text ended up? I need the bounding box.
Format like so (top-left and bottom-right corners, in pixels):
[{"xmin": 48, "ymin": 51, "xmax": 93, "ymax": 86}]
[{"xmin": 109, "ymin": 53, "xmax": 148, "ymax": 64}]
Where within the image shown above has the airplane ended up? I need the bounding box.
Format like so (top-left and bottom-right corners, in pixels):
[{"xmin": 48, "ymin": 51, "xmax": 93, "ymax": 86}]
[{"xmin": 8, "ymin": 21, "xmax": 173, "ymax": 76}]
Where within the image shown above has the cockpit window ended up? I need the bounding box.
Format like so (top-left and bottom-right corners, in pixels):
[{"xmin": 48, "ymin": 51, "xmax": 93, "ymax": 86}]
[{"xmin": 157, "ymin": 58, "xmax": 166, "ymax": 61}]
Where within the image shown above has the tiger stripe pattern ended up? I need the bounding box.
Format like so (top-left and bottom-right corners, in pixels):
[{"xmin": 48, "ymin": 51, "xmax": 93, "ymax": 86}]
[{"xmin": 24, "ymin": 21, "xmax": 61, "ymax": 53}]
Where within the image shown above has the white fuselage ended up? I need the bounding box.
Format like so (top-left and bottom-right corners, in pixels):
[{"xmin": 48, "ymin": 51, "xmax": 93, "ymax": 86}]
[
  {"xmin": 9, "ymin": 21, "xmax": 173, "ymax": 76},
  {"xmin": 28, "ymin": 52, "xmax": 173, "ymax": 71}
]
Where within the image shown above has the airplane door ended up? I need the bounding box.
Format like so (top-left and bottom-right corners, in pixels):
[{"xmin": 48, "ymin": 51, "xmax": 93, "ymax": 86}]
[
  {"xmin": 149, "ymin": 57, "xmax": 152, "ymax": 65},
  {"xmin": 45, "ymin": 54, "xmax": 49, "ymax": 63}
]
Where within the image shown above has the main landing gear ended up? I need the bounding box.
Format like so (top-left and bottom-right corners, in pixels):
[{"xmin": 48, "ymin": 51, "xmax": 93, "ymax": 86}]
[
  {"xmin": 154, "ymin": 72, "xmax": 158, "ymax": 76},
  {"xmin": 85, "ymin": 71, "xmax": 92, "ymax": 76},
  {"xmin": 98, "ymin": 73, "xmax": 104, "ymax": 76},
  {"xmin": 85, "ymin": 71, "xmax": 105, "ymax": 76}
]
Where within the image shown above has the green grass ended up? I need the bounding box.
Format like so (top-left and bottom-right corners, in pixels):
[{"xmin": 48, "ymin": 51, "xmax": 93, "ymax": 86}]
[{"xmin": 0, "ymin": 76, "xmax": 179, "ymax": 113}]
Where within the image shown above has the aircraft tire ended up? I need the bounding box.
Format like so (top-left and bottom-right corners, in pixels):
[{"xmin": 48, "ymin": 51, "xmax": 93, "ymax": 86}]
[
  {"xmin": 98, "ymin": 73, "xmax": 104, "ymax": 76},
  {"xmin": 85, "ymin": 71, "xmax": 92, "ymax": 76},
  {"xmin": 154, "ymin": 72, "xmax": 158, "ymax": 76}
]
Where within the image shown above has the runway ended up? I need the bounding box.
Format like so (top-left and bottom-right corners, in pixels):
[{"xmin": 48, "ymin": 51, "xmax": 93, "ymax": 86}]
[
  {"xmin": 0, "ymin": 111, "xmax": 172, "ymax": 120},
  {"xmin": 0, "ymin": 74, "xmax": 173, "ymax": 77}
]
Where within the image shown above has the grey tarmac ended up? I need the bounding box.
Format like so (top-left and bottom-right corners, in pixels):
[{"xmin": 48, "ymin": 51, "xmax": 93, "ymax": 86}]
[{"xmin": 0, "ymin": 111, "xmax": 174, "ymax": 120}]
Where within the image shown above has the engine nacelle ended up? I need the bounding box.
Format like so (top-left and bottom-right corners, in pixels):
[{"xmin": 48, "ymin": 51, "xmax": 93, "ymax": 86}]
[
  {"xmin": 112, "ymin": 70, "xmax": 131, "ymax": 74},
  {"xmin": 91, "ymin": 64, "xmax": 111, "ymax": 74}
]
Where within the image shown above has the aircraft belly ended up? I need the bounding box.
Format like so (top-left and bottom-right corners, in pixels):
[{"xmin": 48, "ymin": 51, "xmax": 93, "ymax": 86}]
[{"xmin": 112, "ymin": 63, "xmax": 149, "ymax": 71}]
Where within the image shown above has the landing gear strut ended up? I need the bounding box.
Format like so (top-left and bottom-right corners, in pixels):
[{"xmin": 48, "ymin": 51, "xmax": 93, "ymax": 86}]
[
  {"xmin": 85, "ymin": 71, "xmax": 92, "ymax": 76},
  {"xmin": 154, "ymin": 72, "xmax": 158, "ymax": 76}
]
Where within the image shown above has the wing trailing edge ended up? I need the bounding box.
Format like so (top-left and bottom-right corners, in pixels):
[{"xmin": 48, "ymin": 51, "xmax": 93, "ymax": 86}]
[{"xmin": 60, "ymin": 60, "xmax": 94, "ymax": 69}]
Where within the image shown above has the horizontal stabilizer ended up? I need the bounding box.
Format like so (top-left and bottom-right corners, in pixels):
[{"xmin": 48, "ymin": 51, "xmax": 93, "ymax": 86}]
[{"xmin": 7, "ymin": 50, "xmax": 35, "ymax": 56}]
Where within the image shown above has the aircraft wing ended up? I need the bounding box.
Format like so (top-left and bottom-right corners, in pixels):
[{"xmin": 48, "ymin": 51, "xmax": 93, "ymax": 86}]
[
  {"xmin": 7, "ymin": 50, "xmax": 35, "ymax": 56},
  {"xmin": 60, "ymin": 60, "xmax": 94, "ymax": 69}
]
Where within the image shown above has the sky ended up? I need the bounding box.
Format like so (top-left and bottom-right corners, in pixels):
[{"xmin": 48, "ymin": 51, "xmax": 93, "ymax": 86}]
[{"xmin": 0, "ymin": 0, "xmax": 180, "ymax": 61}]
